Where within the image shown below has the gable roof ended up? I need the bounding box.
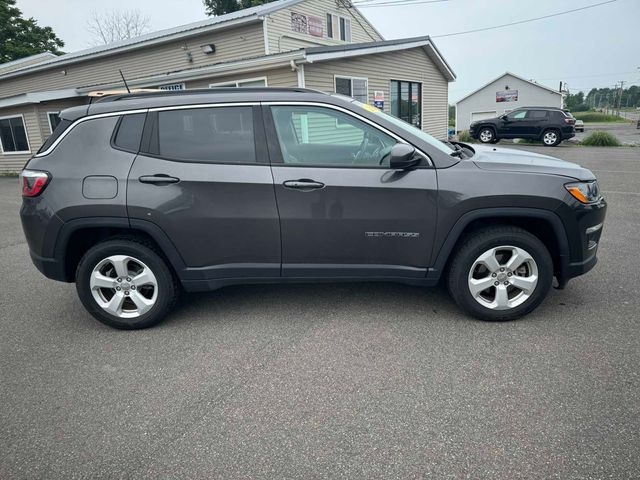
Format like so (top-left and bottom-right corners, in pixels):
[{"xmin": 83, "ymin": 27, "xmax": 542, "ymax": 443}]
[
  {"xmin": 304, "ymin": 36, "xmax": 455, "ymax": 81},
  {"xmin": 455, "ymin": 71, "xmax": 562, "ymax": 105},
  {"xmin": 0, "ymin": 0, "xmax": 306, "ymax": 81}
]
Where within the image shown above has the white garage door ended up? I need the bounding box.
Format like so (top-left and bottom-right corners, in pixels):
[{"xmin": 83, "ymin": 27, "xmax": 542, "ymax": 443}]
[{"xmin": 471, "ymin": 111, "xmax": 497, "ymax": 122}]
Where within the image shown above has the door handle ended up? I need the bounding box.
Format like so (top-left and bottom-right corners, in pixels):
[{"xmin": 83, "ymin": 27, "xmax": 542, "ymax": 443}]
[
  {"xmin": 139, "ymin": 174, "xmax": 180, "ymax": 185},
  {"xmin": 283, "ymin": 179, "xmax": 325, "ymax": 191}
]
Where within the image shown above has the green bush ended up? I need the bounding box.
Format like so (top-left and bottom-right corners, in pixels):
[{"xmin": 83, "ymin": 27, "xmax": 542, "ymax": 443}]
[
  {"xmin": 457, "ymin": 130, "xmax": 475, "ymax": 143},
  {"xmin": 573, "ymin": 112, "xmax": 626, "ymax": 123},
  {"xmin": 580, "ymin": 131, "xmax": 621, "ymax": 147}
]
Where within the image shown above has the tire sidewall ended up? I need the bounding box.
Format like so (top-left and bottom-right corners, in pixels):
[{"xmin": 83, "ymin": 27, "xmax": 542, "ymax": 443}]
[
  {"xmin": 76, "ymin": 240, "xmax": 175, "ymax": 329},
  {"xmin": 450, "ymin": 231, "xmax": 553, "ymax": 321}
]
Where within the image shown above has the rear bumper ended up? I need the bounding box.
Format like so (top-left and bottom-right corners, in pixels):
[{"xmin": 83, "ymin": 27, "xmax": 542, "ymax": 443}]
[{"xmin": 29, "ymin": 250, "xmax": 67, "ymax": 282}]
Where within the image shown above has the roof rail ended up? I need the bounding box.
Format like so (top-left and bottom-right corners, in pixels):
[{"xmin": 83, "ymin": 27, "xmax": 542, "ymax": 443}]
[{"xmin": 95, "ymin": 87, "xmax": 322, "ymax": 102}]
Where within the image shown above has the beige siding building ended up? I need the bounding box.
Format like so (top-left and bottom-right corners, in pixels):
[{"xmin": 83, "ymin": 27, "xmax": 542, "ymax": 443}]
[{"xmin": 0, "ymin": 0, "xmax": 455, "ymax": 172}]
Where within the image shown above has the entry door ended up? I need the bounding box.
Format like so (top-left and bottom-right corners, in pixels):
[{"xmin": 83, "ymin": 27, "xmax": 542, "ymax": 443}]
[
  {"xmin": 498, "ymin": 109, "xmax": 528, "ymax": 138},
  {"xmin": 266, "ymin": 104, "xmax": 438, "ymax": 278},
  {"xmin": 127, "ymin": 105, "xmax": 280, "ymax": 279}
]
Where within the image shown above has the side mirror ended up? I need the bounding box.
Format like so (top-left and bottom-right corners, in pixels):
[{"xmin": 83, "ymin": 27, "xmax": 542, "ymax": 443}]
[
  {"xmin": 500, "ymin": 115, "xmax": 508, "ymax": 120},
  {"xmin": 389, "ymin": 144, "xmax": 421, "ymax": 170}
]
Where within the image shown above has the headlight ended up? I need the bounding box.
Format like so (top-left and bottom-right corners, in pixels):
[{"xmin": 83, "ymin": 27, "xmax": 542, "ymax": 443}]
[{"xmin": 565, "ymin": 181, "xmax": 601, "ymax": 204}]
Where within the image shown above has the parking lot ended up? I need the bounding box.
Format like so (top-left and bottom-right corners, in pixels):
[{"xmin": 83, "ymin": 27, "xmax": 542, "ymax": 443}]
[{"xmin": 1, "ymin": 146, "xmax": 639, "ymax": 479}]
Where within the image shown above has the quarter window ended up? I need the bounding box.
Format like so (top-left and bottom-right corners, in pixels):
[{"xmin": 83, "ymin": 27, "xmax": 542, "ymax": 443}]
[
  {"xmin": 155, "ymin": 107, "xmax": 255, "ymax": 163},
  {"xmin": 270, "ymin": 106, "xmax": 396, "ymax": 167},
  {"xmin": 390, "ymin": 80, "xmax": 422, "ymax": 129},
  {"xmin": 0, "ymin": 115, "xmax": 30, "ymax": 153},
  {"xmin": 335, "ymin": 76, "xmax": 368, "ymax": 104},
  {"xmin": 113, "ymin": 113, "xmax": 146, "ymax": 152}
]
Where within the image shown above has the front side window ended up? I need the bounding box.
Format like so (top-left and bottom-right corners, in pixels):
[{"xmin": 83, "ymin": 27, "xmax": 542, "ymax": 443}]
[
  {"xmin": 155, "ymin": 107, "xmax": 255, "ymax": 163},
  {"xmin": 0, "ymin": 115, "xmax": 30, "ymax": 153},
  {"xmin": 507, "ymin": 110, "xmax": 527, "ymax": 120},
  {"xmin": 270, "ymin": 105, "xmax": 396, "ymax": 167},
  {"xmin": 390, "ymin": 80, "xmax": 422, "ymax": 129},
  {"xmin": 335, "ymin": 76, "xmax": 368, "ymax": 104}
]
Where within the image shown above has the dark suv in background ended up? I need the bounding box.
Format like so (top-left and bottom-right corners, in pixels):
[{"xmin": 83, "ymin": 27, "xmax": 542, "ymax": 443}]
[
  {"xmin": 470, "ymin": 107, "xmax": 576, "ymax": 146},
  {"xmin": 20, "ymin": 89, "xmax": 605, "ymax": 329}
]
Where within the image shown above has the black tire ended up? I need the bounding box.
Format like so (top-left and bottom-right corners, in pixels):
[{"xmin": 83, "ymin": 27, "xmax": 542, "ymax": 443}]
[
  {"xmin": 541, "ymin": 128, "xmax": 561, "ymax": 147},
  {"xmin": 478, "ymin": 127, "xmax": 496, "ymax": 144},
  {"xmin": 447, "ymin": 226, "xmax": 553, "ymax": 321},
  {"xmin": 76, "ymin": 237, "xmax": 178, "ymax": 329}
]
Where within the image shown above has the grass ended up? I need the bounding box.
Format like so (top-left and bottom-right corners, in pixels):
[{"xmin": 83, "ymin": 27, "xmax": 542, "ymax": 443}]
[
  {"xmin": 572, "ymin": 111, "xmax": 629, "ymax": 123},
  {"xmin": 457, "ymin": 130, "xmax": 476, "ymax": 143},
  {"xmin": 580, "ymin": 131, "xmax": 621, "ymax": 147}
]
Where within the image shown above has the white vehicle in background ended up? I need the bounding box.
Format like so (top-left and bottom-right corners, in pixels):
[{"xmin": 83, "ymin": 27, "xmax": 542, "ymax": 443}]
[{"xmin": 575, "ymin": 119, "xmax": 585, "ymax": 132}]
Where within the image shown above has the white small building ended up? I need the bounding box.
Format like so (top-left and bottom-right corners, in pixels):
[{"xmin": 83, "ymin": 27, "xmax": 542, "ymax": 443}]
[{"xmin": 455, "ymin": 72, "xmax": 563, "ymax": 131}]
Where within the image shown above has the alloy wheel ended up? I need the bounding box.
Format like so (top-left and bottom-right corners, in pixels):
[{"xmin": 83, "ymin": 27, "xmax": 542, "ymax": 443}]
[
  {"xmin": 89, "ymin": 255, "xmax": 158, "ymax": 318},
  {"xmin": 467, "ymin": 246, "xmax": 539, "ymax": 310},
  {"xmin": 543, "ymin": 131, "xmax": 558, "ymax": 145},
  {"xmin": 479, "ymin": 129, "xmax": 493, "ymax": 142}
]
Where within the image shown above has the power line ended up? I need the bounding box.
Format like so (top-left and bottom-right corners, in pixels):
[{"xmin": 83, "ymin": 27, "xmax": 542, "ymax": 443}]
[
  {"xmin": 352, "ymin": 0, "xmax": 449, "ymax": 5},
  {"xmin": 432, "ymin": 0, "xmax": 619, "ymax": 37}
]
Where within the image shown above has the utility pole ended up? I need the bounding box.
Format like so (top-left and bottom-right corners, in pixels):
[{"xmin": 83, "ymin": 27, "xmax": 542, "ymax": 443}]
[{"xmin": 617, "ymin": 81, "xmax": 625, "ymax": 116}]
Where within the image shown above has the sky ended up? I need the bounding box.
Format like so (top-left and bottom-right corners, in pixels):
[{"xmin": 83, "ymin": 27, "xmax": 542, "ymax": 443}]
[{"xmin": 15, "ymin": 0, "xmax": 640, "ymax": 103}]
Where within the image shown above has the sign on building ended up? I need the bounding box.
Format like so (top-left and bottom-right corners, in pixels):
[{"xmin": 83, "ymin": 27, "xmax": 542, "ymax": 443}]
[
  {"xmin": 291, "ymin": 12, "xmax": 323, "ymax": 37},
  {"xmin": 496, "ymin": 90, "xmax": 518, "ymax": 102},
  {"xmin": 373, "ymin": 90, "xmax": 384, "ymax": 109}
]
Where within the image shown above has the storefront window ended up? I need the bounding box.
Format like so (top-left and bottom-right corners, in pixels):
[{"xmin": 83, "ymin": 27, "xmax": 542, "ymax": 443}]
[{"xmin": 389, "ymin": 80, "xmax": 422, "ymax": 129}]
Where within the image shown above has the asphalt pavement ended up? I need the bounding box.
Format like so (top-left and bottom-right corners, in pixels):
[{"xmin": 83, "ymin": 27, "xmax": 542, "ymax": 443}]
[
  {"xmin": 572, "ymin": 121, "xmax": 640, "ymax": 146},
  {"xmin": 1, "ymin": 146, "xmax": 639, "ymax": 479}
]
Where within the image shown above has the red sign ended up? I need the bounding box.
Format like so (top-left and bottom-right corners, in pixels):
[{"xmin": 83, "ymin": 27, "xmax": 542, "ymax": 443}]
[{"xmin": 308, "ymin": 15, "xmax": 323, "ymax": 37}]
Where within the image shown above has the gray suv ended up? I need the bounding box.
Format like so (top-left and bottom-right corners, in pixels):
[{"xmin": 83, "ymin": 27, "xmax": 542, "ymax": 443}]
[{"xmin": 20, "ymin": 88, "xmax": 607, "ymax": 329}]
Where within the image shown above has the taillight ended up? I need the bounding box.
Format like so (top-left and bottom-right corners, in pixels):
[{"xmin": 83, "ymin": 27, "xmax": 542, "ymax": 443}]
[
  {"xmin": 564, "ymin": 118, "xmax": 575, "ymax": 125},
  {"xmin": 20, "ymin": 170, "xmax": 50, "ymax": 197}
]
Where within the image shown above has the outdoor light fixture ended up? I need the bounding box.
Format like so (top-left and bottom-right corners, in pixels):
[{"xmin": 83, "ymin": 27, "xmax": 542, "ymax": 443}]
[{"xmin": 201, "ymin": 44, "xmax": 216, "ymax": 54}]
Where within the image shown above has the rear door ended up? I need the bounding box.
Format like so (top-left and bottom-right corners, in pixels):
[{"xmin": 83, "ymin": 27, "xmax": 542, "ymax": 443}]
[
  {"xmin": 525, "ymin": 109, "xmax": 549, "ymax": 137},
  {"xmin": 127, "ymin": 104, "xmax": 280, "ymax": 280},
  {"xmin": 264, "ymin": 103, "xmax": 438, "ymax": 279}
]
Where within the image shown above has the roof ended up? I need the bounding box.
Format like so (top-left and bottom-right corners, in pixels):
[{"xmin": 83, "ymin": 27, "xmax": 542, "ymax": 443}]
[
  {"xmin": 304, "ymin": 35, "xmax": 455, "ymax": 81},
  {"xmin": 455, "ymin": 71, "xmax": 562, "ymax": 105},
  {"xmin": 0, "ymin": 0, "xmax": 306, "ymax": 81},
  {"xmin": 0, "ymin": 53, "xmax": 57, "ymax": 75},
  {"xmin": 0, "ymin": 89, "xmax": 82, "ymax": 109}
]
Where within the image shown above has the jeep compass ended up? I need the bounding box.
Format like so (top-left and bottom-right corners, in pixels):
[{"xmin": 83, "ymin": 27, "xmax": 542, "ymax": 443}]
[{"xmin": 20, "ymin": 88, "xmax": 606, "ymax": 329}]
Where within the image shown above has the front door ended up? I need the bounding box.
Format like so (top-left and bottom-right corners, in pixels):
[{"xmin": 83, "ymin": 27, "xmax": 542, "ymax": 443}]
[
  {"xmin": 265, "ymin": 104, "xmax": 438, "ymax": 279},
  {"xmin": 127, "ymin": 105, "xmax": 280, "ymax": 280},
  {"xmin": 498, "ymin": 109, "xmax": 529, "ymax": 138}
]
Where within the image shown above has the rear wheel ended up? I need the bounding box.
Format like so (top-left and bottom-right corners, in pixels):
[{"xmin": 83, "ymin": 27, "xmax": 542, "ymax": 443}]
[
  {"xmin": 76, "ymin": 238, "xmax": 178, "ymax": 329},
  {"xmin": 542, "ymin": 129, "xmax": 561, "ymax": 146},
  {"xmin": 478, "ymin": 128, "xmax": 495, "ymax": 143},
  {"xmin": 447, "ymin": 227, "xmax": 553, "ymax": 321}
]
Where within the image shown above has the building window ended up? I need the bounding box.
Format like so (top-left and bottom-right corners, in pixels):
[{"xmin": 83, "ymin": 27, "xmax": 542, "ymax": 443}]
[
  {"xmin": 210, "ymin": 77, "xmax": 267, "ymax": 88},
  {"xmin": 47, "ymin": 112, "xmax": 61, "ymax": 134},
  {"xmin": 335, "ymin": 76, "xmax": 368, "ymax": 104},
  {"xmin": 326, "ymin": 13, "xmax": 351, "ymax": 42},
  {"xmin": 390, "ymin": 80, "xmax": 422, "ymax": 129},
  {"xmin": 0, "ymin": 115, "xmax": 30, "ymax": 154}
]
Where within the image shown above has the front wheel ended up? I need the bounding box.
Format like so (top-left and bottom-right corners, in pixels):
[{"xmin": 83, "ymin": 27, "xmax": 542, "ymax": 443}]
[
  {"xmin": 447, "ymin": 227, "xmax": 553, "ymax": 321},
  {"xmin": 478, "ymin": 128, "xmax": 495, "ymax": 143},
  {"xmin": 76, "ymin": 238, "xmax": 178, "ymax": 329},
  {"xmin": 542, "ymin": 129, "xmax": 561, "ymax": 146}
]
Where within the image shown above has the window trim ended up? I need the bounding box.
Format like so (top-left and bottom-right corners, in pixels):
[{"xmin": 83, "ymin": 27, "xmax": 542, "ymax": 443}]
[
  {"xmin": 209, "ymin": 76, "xmax": 268, "ymax": 88},
  {"xmin": 334, "ymin": 75, "xmax": 369, "ymax": 103},
  {"xmin": 264, "ymin": 101, "xmax": 432, "ymax": 168},
  {"xmin": 0, "ymin": 113, "xmax": 31, "ymax": 155},
  {"xmin": 46, "ymin": 111, "xmax": 61, "ymax": 134}
]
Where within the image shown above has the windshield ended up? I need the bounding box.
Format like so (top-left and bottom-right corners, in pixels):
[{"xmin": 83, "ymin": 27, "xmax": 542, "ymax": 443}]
[{"xmin": 347, "ymin": 98, "xmax": 455, "ymax": 155}]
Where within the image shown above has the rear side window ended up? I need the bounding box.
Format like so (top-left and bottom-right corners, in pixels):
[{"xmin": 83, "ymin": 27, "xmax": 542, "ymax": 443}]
[
  {"xmin": 155, "ymin": 107, "xmax": 255, "ymax": 163},
  {"xmin": 113, "ymin": 113, "xmax": 146, "ymax": 152},
  {"xmin": 37, "ymin": 118, "xmax": 73, "ymax": 154},
  {"xmin": 528, "ymin": 110, "xmax": 548, "ymax": 119}
]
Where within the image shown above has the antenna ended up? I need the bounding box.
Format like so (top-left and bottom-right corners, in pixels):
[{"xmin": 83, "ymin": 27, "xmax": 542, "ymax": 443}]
[{"xmin": 119, "ymin": 69, "xmax": 131, "ymax": 93}]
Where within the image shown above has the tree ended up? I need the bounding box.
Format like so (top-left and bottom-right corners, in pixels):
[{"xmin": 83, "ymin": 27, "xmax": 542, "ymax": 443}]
[
  {"xmin": 88, "ymin": 9, "xmax": 150, "ymax": 45},
  {"xmin": 203, "ymin": 0, "xmax": 275, "ymax": 16},
  {"xmin": 0, "ymin": 0, "xmax": 64, "ymax": 63}
]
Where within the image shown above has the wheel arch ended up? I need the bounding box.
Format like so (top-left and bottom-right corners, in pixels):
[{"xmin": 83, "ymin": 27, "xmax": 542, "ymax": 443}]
[
  {"xmin": 54, "ymin": 217, "xmax": 187, "ymax": 282},
  {"xmin": 428, "ymin": 208, "xmax": 570, "ymax": 285}
]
